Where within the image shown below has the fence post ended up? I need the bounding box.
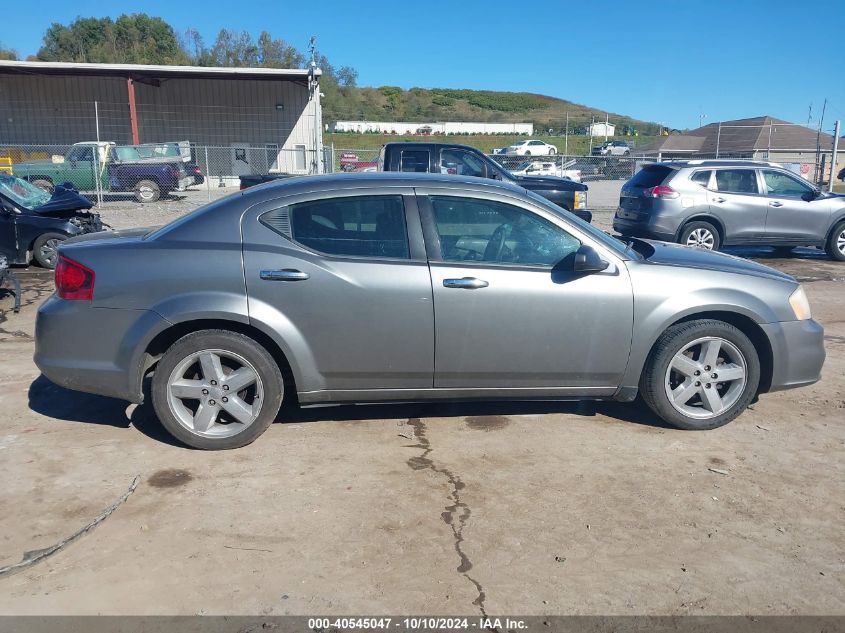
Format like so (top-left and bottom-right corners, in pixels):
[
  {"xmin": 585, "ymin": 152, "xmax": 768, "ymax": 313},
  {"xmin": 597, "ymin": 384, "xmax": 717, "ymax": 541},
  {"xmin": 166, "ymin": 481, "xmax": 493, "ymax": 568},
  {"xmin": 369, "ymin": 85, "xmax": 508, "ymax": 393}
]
[
  {"xmin": 829, "ymin": 120, "xmax": 841, "ymax": 193},
  {"xmin": 204, "ymin": 146, "xmax": 211, "ymax": 202},
  {"xmin": 93, "ymin": 101, "xmax": 103, "ymax": 208}
]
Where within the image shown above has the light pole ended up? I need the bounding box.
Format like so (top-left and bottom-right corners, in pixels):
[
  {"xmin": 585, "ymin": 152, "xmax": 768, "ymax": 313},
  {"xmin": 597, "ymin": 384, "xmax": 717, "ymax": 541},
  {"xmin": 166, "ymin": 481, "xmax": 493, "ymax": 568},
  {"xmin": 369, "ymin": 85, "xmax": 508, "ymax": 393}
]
[{"xmin": 699, "ymin": 113, "xmax": 707, "ymax": 129}]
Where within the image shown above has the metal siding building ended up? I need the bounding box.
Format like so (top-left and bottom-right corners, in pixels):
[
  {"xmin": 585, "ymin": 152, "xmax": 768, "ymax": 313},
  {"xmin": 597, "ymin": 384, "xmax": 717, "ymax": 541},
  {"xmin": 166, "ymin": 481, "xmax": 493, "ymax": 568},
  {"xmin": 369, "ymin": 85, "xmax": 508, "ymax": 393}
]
[{"xmin": 0, "ymin": 61, "xmax": 323, "ymax": 177}]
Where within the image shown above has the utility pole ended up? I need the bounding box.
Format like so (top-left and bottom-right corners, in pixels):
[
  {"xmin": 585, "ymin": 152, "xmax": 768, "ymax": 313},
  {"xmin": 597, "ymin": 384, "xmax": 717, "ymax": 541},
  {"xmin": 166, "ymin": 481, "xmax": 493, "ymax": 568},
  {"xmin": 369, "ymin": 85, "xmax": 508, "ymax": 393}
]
[
  {"xmin": 829, "ymin": 120, "xmax": 841, "ymax": 193},
  {"xmin": 699, "ymin": 113, "xmax": 707, "ymax": 129},
  {"xmin": 715, "ymin": 121, "xmax": 722, "ymax": 158},
  {"xmin": 816, "ymin": 98, "xmax": 827, "ymax": 186},
  {"xmin": 605, "ymin": 112, "xmax": 609, "ymax": 141}
]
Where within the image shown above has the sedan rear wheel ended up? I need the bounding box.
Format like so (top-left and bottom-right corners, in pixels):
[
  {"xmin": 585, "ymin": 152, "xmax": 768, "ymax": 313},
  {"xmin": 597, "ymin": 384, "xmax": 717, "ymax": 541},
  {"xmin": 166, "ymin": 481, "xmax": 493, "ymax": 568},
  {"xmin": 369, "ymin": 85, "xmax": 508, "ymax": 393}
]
[
  {"xmin": 152, "ymin": 330, "xmax": 284, "ymax": 449},
  {"xmin": 640, "ymin": 319, "xmax": 760, "ymax": 430}
]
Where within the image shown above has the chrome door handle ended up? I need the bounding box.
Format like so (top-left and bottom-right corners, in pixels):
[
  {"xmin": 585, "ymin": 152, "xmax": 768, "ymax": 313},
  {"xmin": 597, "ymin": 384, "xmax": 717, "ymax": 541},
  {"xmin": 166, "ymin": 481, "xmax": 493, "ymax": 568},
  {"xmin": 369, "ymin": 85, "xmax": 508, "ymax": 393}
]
[
  {"xmin": 443, "ymin": 277, "xmax": 489, "ymax": 289},
  {"xmin": 712, "ymin": 196, "xmax": 726, "ymax": 203},
  {"xmin": 769, "ymin": 201, "xmax": 784, "ymax": 207},
  {"xmin": 260, "ymin": 269, "xmax": 310, "ymax": 281}
]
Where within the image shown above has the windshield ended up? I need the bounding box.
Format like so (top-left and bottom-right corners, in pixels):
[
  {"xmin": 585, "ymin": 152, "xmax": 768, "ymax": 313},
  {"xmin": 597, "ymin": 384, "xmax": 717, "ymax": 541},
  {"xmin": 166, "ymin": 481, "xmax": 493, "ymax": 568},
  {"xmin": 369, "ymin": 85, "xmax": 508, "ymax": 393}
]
[
  {"xmin": 523, "ymin": 188, "xmax": 632, "ymax": 258},
  {"xmin": 0, "ymin": 173, "xmax": 52, "ymax": 210}
]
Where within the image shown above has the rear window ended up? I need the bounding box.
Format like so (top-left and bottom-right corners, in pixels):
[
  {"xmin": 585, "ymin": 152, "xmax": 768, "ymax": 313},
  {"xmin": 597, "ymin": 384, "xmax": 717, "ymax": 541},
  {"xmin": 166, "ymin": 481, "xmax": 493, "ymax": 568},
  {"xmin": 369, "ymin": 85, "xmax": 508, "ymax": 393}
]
[
  {"xmin": 690, "ymin": 170, "xmax": 712, "ymax": 186},
  {"xmin": 399, "ymin": 149, "xmax": 429, "ymax": 173},
  {"xmin": 628, "ymin": 165, "xmax": 673, "ymax": 188}
]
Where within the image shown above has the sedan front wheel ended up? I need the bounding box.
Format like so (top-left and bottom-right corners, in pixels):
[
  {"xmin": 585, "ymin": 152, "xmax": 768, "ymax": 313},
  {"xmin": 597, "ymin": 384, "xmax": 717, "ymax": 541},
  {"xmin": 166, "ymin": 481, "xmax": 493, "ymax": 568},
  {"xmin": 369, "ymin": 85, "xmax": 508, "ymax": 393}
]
[
  {"xmin": 640, "ymin": 319, "xmax": 760, "ymax": 430},
  {"xmin": 152, "ymin": 329, "xmax": 284, "ymax": 449}
]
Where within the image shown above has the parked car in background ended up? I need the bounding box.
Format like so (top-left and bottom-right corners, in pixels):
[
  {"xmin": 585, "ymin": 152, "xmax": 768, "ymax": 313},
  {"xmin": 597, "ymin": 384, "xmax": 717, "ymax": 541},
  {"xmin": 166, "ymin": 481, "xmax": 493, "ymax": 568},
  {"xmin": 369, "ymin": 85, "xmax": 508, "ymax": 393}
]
[
  {"xmin": 0, "ymin": 174, "xmax": 104, "ymax": 268},
  {"xmin": 592, "ymin": 141, "xmax": 631, "ymax": 156},
  {"xmin": 510, "ymin": 160, "xmax": 582, "ymax": 182},
  {"xmin": 12, "ymin": 142, "xmax": 194, "ymax": 203},
  {"xmin": 503, "ymin": 140, "xmax": 558, "ymax": 156},
  {"xmin": 378, "ymin": 142, "xmax": 590, "ymax": 221},
  {"xmin": 35, "ymin": 173, "xmax": 824, "ymax": 449},
  {"xmin": 613, "ymin": 160, "xmax": 845, "ymax": 260}
]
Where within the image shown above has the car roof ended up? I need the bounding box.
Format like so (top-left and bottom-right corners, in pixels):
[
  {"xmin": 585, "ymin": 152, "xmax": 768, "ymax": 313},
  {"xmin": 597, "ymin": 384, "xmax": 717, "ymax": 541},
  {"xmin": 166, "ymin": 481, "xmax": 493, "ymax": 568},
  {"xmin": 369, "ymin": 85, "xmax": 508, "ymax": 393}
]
[{"xmin": 241, "ymin": 171, "xmax": 527, "ymax": 199}]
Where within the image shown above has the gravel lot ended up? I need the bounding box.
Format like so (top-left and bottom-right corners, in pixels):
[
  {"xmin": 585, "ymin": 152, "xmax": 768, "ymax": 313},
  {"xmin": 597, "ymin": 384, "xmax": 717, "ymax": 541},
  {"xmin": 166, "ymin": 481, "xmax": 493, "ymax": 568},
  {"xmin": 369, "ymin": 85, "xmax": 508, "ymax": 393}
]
[{"xmin": 0, "ymin": 203, "xmax": 842, "ymax": 616}]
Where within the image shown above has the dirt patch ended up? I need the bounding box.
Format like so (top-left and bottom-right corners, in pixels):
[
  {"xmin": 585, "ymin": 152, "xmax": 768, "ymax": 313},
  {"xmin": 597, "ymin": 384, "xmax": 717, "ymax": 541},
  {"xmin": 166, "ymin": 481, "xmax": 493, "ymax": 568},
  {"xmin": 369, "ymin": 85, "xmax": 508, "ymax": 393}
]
[
  {"xmin": 465, "ymin": 415, "xmax": 510, "ymax": 432},
  {"xmin": 147, "ymin": 469, "xmax": 193, "ymax": 489}
]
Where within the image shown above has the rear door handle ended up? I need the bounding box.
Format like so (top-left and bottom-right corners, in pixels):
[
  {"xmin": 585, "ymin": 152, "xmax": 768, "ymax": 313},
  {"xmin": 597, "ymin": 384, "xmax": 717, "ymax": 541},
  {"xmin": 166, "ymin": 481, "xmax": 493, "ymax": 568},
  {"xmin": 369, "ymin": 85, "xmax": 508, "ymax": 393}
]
[
  {"xmin": 260, "ymin": 269, "xmax": 310, "ymax": 281},
  {"xmin": 712, "ymin": 196, "xmax": 726, "ymax": 203},
  {"xmin": 443, "ymin": 277, "xmax": 489, "ymax": 289},
  {"xmin": 769, "ymin": 201, "xmax": 784, "ymax": 207}
]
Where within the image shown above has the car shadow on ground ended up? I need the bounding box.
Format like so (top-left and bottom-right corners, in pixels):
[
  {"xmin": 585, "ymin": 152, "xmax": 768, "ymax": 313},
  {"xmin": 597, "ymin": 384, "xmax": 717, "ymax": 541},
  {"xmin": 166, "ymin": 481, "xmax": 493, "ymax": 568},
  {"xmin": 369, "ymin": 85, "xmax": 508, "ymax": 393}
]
[
  {"xmin": 27, "ymin": 375, "xmax": 177, "ymax": 445},
  {"xmin": 28, "ymin": 373, "xmax": 673, "ymax": 449}
]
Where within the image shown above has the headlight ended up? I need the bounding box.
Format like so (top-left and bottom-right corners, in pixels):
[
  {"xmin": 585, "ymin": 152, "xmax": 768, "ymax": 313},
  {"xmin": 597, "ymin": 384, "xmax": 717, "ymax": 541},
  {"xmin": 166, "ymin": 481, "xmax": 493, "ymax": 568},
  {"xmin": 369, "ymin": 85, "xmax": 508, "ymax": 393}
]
[{"xmin": 788, "ymin": 285, "xmax": 812, "ymax": 320}]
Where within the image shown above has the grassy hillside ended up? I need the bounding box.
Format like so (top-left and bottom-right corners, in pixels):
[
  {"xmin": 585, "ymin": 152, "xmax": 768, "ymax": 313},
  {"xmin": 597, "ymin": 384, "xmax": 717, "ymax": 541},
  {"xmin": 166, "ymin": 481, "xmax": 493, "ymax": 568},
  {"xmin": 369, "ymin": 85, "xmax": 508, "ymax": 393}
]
[{"xmin": 322, "ymin": 85, "xmax": 661, "ymax": 136}]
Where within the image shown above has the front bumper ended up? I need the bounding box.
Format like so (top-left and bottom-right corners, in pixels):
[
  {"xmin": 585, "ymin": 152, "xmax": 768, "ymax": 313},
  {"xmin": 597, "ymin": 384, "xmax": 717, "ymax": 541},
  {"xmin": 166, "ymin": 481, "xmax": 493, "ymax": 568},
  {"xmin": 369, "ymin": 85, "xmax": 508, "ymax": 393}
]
[
  {"xmin": 34, "ymin": 296, "xmax": 170, "ymax": 403},
  {"xmin": 760, "ymin": 318, "xmax": 825, "ymax": 392}
]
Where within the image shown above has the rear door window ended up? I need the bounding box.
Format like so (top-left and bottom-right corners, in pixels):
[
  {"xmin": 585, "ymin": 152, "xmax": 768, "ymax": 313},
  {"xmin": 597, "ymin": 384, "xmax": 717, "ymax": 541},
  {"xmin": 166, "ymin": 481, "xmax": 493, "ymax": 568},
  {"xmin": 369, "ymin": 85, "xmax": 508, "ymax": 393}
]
[
  {"xmin": 715, "ymin": 169, "xmax": 759, "ymax": 194},
  {"xmin": 628, "ymin": 165, "xmax": 672, "ymax": 188},
  {"xmin": 265, "ymin": 195, "xmax": 410, "ymax": 259}
]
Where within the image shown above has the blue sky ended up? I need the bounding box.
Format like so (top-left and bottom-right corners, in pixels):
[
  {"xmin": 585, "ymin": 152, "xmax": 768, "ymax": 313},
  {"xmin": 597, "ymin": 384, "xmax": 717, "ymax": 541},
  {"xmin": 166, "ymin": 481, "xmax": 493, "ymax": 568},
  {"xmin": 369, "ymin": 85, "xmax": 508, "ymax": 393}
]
[{"xmin": 2, "ymin": 0, "xmax": 844, "ymax": 130}]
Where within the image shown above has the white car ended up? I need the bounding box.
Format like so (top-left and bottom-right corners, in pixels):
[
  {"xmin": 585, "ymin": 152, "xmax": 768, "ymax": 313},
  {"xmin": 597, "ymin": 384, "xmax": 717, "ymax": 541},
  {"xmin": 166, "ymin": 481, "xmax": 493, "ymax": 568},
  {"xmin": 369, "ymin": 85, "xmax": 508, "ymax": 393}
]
[
  {"xmin": 503, "ymin": 139, "xmax": 557, "ymax": 156},
  {"xmin": 510, "ymin": 160, "xmax": 582, "ymax": 182}
]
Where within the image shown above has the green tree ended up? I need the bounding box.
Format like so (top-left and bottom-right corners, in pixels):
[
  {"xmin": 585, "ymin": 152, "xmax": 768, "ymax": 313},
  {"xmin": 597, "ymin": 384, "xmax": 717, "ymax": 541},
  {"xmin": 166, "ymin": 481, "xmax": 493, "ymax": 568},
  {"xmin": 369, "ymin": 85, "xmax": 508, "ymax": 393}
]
[
  {"xmin": 36, "ymin": 14, "xmax": 188, "ymax": 64},
  {"xmin": 0, "ymin": 44, "xmax": 18, "ymax": 60}
]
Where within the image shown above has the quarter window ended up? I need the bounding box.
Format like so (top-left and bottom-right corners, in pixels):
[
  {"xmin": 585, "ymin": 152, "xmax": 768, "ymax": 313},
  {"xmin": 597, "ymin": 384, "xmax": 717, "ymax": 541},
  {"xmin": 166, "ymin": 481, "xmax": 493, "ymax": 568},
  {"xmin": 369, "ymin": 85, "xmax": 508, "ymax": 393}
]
[
  {"xmin": 690, "ymin": 170, "xmax": 712, "ymax": 187},
  {"xmin": 264, "ymin": 195, "xmax": 410, "ymax": 259},
  {"xmin": 761, "ymin": 170, "xmax": 813, "ymax": 198},
  {"xmin": 429, "ymin": 196, "xmax": 580, "ymax": 266},
  {"xmin": 715, "ymin": 169, "xmax": 758, "ymax": 194}
]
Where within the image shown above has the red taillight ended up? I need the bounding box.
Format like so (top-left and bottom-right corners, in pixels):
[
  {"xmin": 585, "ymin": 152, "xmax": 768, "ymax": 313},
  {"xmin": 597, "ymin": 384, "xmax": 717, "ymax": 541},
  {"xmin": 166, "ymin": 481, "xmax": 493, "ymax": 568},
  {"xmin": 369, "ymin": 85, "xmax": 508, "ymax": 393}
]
[
  {"xmin": 55, "ymin": 255, "xmax": 95, "ymax": 300},
  {"xmin": 643, "ymin": 185, "xmax": 680, "ymax": 199}
]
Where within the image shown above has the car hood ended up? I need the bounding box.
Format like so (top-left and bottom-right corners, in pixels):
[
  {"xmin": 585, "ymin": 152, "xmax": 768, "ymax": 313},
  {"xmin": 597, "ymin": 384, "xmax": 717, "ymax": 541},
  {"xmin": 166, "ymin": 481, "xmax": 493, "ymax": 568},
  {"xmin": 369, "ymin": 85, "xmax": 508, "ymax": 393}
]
[
  {"xmin": 32, "ymin": 185, "xmax": 94, "ymax": 215},
  {"xmin": 509, "ymin": 174, "xmax": 587, "ymax": 191},
  {"xmin": 634, "ymin": 239, "xmax": 795, "ymax": 283}
]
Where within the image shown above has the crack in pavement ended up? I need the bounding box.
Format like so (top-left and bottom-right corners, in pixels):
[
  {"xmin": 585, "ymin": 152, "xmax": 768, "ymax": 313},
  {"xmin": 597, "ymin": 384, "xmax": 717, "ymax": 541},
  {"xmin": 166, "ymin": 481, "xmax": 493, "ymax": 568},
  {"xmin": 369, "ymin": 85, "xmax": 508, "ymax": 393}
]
[{"xmin": 404, "ymin": 418, "xmax": 488, "ymax": 618}]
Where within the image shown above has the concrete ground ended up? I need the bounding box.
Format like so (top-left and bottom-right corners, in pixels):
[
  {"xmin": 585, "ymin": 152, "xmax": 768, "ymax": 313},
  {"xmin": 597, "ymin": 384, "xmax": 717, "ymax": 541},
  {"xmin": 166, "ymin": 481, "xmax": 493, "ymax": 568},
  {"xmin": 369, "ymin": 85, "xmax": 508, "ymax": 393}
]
[{"xmin": 0, "ymin": 223, "xmax": 842, "ymax": 616}]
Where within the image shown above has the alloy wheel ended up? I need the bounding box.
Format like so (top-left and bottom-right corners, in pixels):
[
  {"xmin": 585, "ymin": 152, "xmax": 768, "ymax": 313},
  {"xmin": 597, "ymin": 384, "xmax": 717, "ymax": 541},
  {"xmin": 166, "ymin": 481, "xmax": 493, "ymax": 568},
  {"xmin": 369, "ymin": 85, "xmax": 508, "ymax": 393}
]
[
  {"xmin": 686, "ymin": 228, "xmax": 715, "ymax": 250},
  {"xmin": 837, "ymin": 229, "xmax": 845, "ymax": 257},
  {"xmin": 166, "ymin": 348, "xmax": 264, "ymax": 438},
  {"xmin": 664, "ymin": 337, "xmax": 747, "ymax": 419}
]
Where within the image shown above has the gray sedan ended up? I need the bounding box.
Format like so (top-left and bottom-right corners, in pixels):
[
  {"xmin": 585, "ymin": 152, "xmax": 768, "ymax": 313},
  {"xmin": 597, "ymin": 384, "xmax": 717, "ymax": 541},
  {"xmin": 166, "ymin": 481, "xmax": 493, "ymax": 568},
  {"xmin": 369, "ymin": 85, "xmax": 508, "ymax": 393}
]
[{"xmin": 35, "ymin": 173, "xmax": 825, "ymax": 449}]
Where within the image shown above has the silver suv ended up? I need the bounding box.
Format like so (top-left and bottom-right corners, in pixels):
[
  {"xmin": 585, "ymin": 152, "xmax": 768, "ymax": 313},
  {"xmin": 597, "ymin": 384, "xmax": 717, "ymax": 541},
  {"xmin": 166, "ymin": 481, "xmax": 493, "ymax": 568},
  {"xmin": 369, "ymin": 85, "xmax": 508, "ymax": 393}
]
[{"xmin": 613, "ymin": 160, "xmax": 845, "ymax": 260}]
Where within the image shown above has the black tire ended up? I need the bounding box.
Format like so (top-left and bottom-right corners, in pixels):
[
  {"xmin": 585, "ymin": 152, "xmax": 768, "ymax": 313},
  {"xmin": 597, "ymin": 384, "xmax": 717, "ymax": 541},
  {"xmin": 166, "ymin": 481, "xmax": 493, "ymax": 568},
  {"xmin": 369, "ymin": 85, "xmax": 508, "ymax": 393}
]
[
  {"xmin": 31, "ymin": 178, "xmax": 54, "ymax": 194},
  {"xmin": 134, "ymin": 179, "xmax": 161, "ymax": 203},
  {"xmin": 151, "ymin": 329, "xmax": 284, "ymax": 450},
  {"xmin": 679, "ymin": 221, "xmax": 721, "ymax": 251},
  {"xmin": 32, "ymin": 232, "xmax": 67, "ymax": 268},
  {"xmin": 825, "ymin": 221, "xmax": 845, "ymax": 262},
  {"xmin": 640, "ymin": 319, "xmax": 760, "ymax": 430}
]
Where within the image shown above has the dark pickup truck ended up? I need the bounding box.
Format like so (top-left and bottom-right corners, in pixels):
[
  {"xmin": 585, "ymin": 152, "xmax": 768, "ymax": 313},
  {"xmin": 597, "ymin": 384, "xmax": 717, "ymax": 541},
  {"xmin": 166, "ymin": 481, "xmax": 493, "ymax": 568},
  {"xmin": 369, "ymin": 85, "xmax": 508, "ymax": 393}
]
[
  {"xmin": 378, "ymin": 142, "xmax": 590, "ymax": 222},
  {"xmin": 238, "ymin": 142, "xmax": 591, "ymax": 222}
]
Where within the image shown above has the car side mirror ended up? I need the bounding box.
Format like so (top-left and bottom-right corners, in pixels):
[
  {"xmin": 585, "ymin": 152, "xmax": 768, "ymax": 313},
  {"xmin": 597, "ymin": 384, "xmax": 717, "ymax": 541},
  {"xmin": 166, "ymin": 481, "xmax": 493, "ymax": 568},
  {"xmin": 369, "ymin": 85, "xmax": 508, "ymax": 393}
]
[
  {"xmin": 802, "ymin": 189, "xmax": 821, "ymax": 202},
  {"xmin": 573, "ymin": 244, "xmax": 609, "ymax": 273}
]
